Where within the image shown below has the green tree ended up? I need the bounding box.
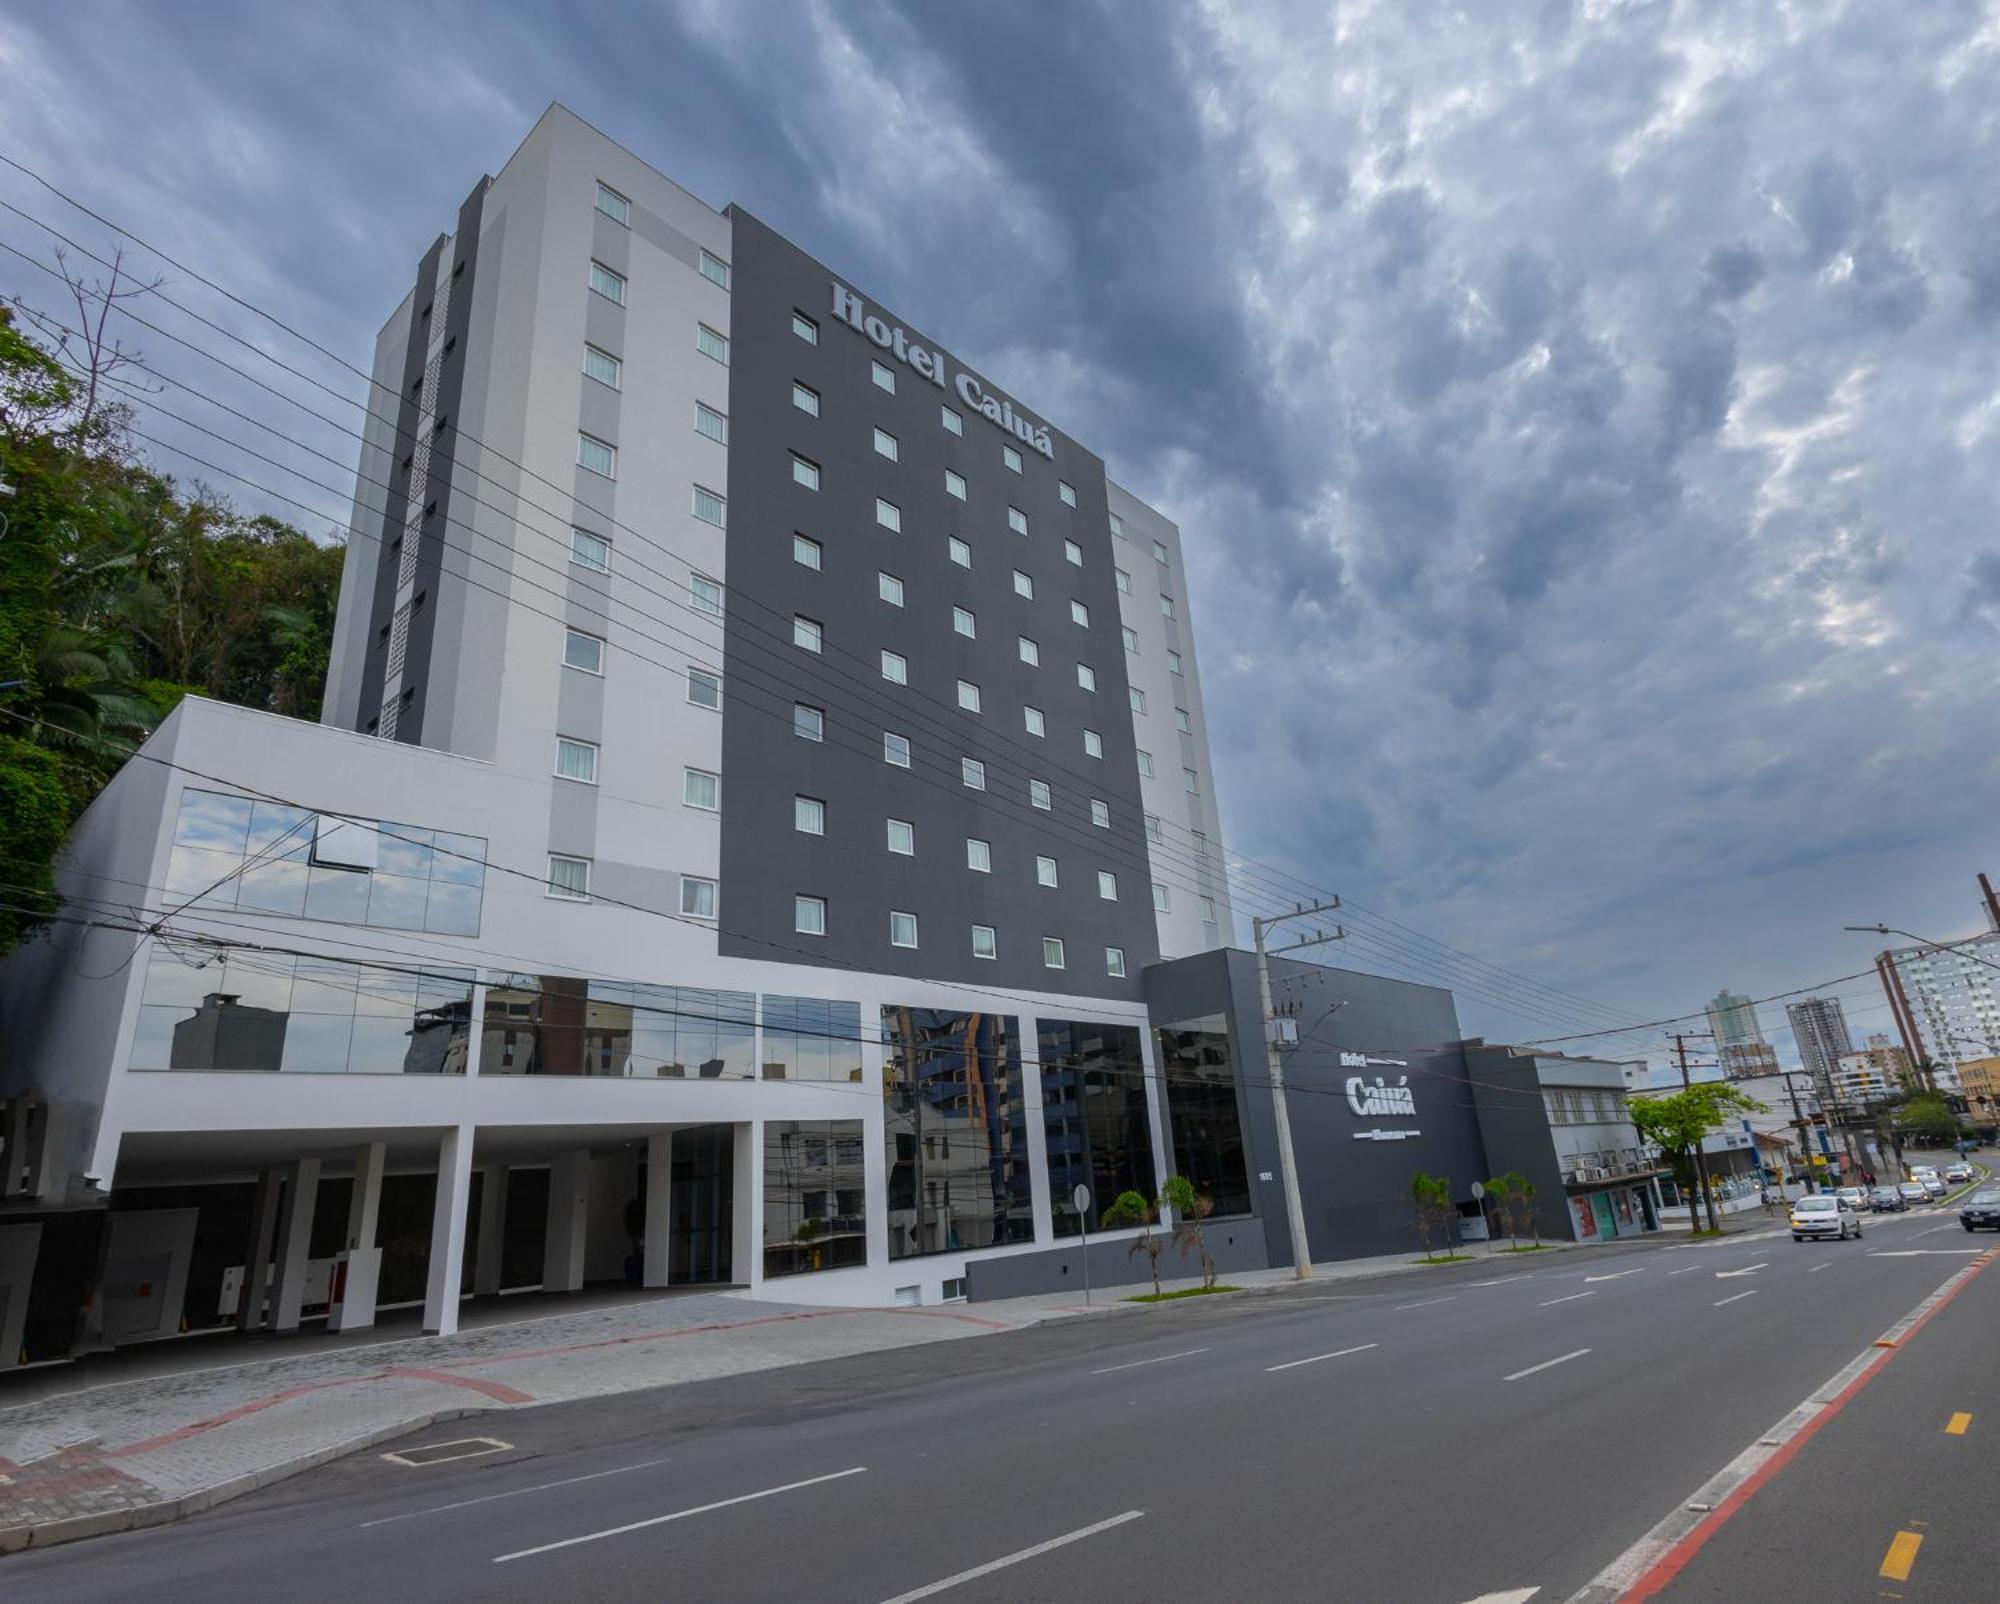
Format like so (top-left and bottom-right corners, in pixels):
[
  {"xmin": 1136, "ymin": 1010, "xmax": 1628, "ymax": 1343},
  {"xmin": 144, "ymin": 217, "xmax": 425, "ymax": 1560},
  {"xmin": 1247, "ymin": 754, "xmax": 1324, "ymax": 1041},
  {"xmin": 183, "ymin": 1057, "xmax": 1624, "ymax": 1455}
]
[
  {"xmin": 1410, "ymin": 1171, "xmax": 1456, "ymax": 1261},
  {"xmin": 1485, "ymin": 1171, "xmax": 1539, "ymax": 1247},
  {"xmin": 1161, "ymin": 1174, "xmax": 1217, "ymax": 1289},
  {"xmin": 1893, "ymin": 1092, "xmax": 1962, "ymax": 1150},
  {"xmin": 1630, "ymin": 1085, "xmax": 1762, "ymax": 1234},
  {"xmin": 1100, "ymin": 1188, "xmax": 1168, "ymax": 1297}
]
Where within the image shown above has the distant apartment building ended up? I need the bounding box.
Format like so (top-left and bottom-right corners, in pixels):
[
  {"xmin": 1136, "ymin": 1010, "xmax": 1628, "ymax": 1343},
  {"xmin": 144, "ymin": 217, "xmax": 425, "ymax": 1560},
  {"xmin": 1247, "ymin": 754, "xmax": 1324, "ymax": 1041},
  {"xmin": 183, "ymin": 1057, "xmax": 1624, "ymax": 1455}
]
[
  {"xmin": 1785, "ymin": 996, "xmax": 1854, "ymax": 1098},
  {"xmin": 1706, "ymin": 987, "xmax": 1778, "ymax": 1078},
  {"xmin": 1956, "ymin": 1057, "xmax": 2000, "ymax": 1121},
  {"xmin": 1831, "ymin": 1034, "xmax": 1913, "ymax": 1108},
  {"xmin": 1878, "ymin": 934, "xmax": 2000, "ymax": 1094}
]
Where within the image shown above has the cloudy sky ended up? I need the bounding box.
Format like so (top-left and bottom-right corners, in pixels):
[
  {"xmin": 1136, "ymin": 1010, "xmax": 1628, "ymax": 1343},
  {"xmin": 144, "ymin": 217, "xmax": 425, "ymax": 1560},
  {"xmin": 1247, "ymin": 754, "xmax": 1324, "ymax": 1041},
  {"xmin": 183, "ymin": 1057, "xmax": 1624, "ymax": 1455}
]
[{"xmin": 4, "ymin": 0, "xmax": 1997, "ymax": 1066}]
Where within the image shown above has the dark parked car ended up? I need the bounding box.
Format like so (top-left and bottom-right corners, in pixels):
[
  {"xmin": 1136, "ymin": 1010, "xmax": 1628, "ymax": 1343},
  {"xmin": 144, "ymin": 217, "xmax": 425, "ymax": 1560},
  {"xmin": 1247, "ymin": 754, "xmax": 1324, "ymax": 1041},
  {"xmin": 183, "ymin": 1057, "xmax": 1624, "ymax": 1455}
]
[
  {"xmin": 1960, "ymin": 1188, "xmax": 2000, "ymax": 1231},
  {"xmin": 1870, "ymin": 1187, "xmax": 1907, "ymax": 1212}
]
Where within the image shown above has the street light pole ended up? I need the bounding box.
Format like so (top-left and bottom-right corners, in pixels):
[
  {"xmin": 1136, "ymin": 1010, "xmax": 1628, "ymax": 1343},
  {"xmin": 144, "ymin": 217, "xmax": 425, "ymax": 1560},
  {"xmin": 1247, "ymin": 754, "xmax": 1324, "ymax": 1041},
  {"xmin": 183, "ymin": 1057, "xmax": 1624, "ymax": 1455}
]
[{"xmin": 1254, "ymin": 900, "xmax": 1344, "ymax": 1281}]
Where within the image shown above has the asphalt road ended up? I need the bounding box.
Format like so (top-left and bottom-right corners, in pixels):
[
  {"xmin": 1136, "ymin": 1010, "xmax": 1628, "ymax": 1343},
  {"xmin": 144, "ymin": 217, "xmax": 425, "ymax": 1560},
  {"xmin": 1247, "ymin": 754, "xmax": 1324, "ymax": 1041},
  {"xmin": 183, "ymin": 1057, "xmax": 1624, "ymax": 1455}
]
[{"xmin": 8, "ymin": 1182, "xmax": 1995, "ymax": 1604}]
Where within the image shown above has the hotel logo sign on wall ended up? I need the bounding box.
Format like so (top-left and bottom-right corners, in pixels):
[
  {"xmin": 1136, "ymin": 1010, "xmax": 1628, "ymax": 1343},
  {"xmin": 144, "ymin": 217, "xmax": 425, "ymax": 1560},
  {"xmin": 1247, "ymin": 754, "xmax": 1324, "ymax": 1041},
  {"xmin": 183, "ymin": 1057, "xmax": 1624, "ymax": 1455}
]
[
  {"xmin": 830, "ymin": 283, "xmax": 1055, "ymax": 460},
  {"xmin": 1340, "ymin": 1052, "xmax": 1421, "ymax": 1141}
]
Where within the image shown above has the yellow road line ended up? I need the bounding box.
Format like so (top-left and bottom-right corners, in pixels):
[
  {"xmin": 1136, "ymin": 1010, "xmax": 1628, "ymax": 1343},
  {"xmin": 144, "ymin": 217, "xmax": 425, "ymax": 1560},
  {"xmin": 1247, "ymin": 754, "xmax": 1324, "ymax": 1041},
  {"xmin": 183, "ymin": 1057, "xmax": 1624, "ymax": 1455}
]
[
  {"xmin": 1880, "ymin": 1531, "xmax": 1923, "ymax": 1582},
  {"xmin": 1946, "ymin": 1411, "xmax": 1972, "ymax": 1435}
]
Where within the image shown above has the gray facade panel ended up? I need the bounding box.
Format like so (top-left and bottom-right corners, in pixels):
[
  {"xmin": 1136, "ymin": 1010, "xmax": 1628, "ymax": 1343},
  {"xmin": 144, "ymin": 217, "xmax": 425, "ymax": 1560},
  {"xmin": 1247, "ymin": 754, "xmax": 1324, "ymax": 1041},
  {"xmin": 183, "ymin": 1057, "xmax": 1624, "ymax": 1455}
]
[{"xmin": 965, "ymin": 1218, "xmax": 1271, "ymax": 1301}]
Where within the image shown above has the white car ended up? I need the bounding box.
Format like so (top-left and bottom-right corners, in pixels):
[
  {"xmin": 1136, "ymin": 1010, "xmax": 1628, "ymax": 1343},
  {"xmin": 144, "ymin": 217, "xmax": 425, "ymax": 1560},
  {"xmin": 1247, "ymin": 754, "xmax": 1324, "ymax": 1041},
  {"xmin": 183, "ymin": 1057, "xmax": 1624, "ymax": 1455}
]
[
  {"xmin": 1920, "ymin": 1174, "xmax": 1948, "ymax": 1200},
  {"xmin": 1944, "ymin": 1163, "xmax": 1976, "ymax": 1183},
  {"xmin": 1834, "ymin": 1186, "xmax": 1867, "ymax": 1209},
  {"xmin": 1790, "ymin": 1195, "xmax": 1863, "ymax": 1241}
]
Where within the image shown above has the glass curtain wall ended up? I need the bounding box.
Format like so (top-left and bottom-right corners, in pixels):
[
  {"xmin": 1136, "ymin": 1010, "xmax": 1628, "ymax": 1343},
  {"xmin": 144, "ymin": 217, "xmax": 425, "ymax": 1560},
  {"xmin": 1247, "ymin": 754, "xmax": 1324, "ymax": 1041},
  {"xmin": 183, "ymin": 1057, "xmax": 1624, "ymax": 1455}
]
[
  {"xmin": 761, "ymin": 997, "xmax": 865, "ymax": 1080},
  {"xmin": 1155, "ymin": 1014, "xmax": 1253, "ymax": 1218},
  {"xmin": 1038, "ymin": 1020, "xmax": 1157, "ymax": 1234},
  {"xmin": 881, "ymin": 1007, "xmax": 1034, "ymax": 1259},
  {"xmin": 481, "ymin": 979, "xmax": 755, "ymax": 1076},
  {"xmin": 763, "ymin": 1121, "xmax": 868, "ymax": 1277}
]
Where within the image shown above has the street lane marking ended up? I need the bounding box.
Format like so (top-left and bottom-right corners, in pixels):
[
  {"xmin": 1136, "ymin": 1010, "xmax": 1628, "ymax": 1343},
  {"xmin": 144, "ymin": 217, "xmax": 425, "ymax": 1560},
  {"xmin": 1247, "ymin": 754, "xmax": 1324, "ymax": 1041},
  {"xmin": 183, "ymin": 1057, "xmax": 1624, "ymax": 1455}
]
[
  {"xmin": 1879, "ymin": 1530, "xmax": 1922, "ymax": 1582},
  {"xmin": 1090, "ymin": 1348, "xmax": 1210, "ymax": 1375},
  {"xmin": 1868, "ymin": 1248, "xmax": 1983, "ymax": 1256},
  {"xmin": 1265, "ymin": 1342, "xmax": 1379, "ymax": 1373},
  {"xmin": 1583, "ymin": 1268, "xmax": 1645, "ymax": 1283},
  {"xmin": 1540, "ymin": 1291, "xmax": 1594, "ymax": 1307},
  {"xmin": 1713, "ymin": 1291, "xmax": 1759, "ymax": 1308},
  {"xmin": 1469, "ymin": 1275, "xmax": 1537, "ymax": 1287},
  {"xmin": 1808, "ymin": 1263, "xmax": 1829, "ymax": 1273},
  {"xmin": 1458, "ymin": 1591, "xmax": 1540, "ymax": 1604},
  {"xmin": 492, "ymin": 1466, "xmax": 866, "ymax": 1562},
  {"xmin": 874, "ymin": 1510, "xmax": 1145, "ymax": 1602},
  {"xmin": 1668, "ymin": 1266, "xmax": 1699, "ymax": 1276},
  {"xmin": 362, "ymin": 1454, "xmax": 674, "ymax": 1526},
  {"xmin": 1393, "ymin": 1296, "xmax": 1457, "ymax": 1311},
  {"xmin": 1714, "ymin": 1263, "xmax": 1766, "ymax": 1279},
  {"xmin": 1503, "ymin": 1349, "xmax": 1592, "ymax": 1382},
  {"xmin": 381, "ymin": 1436, "xmax": 511, "ymax": 1468},
  {"xmin": 1946, "ymin": 1412, "xmax": 1972, "ymax": 1435}
]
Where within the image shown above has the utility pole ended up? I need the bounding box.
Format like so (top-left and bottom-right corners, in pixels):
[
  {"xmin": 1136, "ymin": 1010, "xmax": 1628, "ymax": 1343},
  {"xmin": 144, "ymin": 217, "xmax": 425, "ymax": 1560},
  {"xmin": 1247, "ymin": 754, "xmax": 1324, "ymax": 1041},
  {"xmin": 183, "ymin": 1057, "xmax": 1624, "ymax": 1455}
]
[
  {"xmin": 1254, "ymin": 899, "xmax": 1344, "ymax": 1281},
  {"xmin": 1671, "ymin": 1031, "xmax": 1722, "ymax": 1232},
  {"xmin": 1779, "ymin": 1072, "xmax": 1819, "ymax": 1196},
  {"xmin": 1979, "ymin": 872, "xmax": 2000, "ymax": 934}
]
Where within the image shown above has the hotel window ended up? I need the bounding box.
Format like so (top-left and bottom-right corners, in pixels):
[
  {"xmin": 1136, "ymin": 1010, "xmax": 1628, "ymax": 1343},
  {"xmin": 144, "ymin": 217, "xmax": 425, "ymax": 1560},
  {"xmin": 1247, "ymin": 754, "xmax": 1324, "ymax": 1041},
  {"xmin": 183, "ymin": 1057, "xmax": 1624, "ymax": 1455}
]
[
  {"xmin": 952, "ymin": 606, "xmax": 977, "ymax": 638},
  {"xmin": 792, "ymin": 310, "xmax": 818, "ymax": 344},
  {"xmin": 1013, "ymin": 569, "xmax": 1035, "ymax": 600},
  {"xmin": 1153, "ymin": 539, "xmax": 1169, "ymax": 564},
  {"xmin": 1176, "ymin": 707, "xmax": 1192, "ymax": 733},
  {"xmin": 972, "ymin": 925, "xmax": 997, "ymax": 960},
  {"xmin": 589, "ymin": 260, "xmax": 625, "ymax": 303},
  {"xmin": 1024, "ymin": 705, "xmax": 1045, "ymax": 737},
  {"xmin": 594, "ymin": 183, "xmax": 630, "ymax": 225},
  {"xmin": 1070, "ymin": 600, "xmax": 1090, "ymax": 628},
  {"xmin": 1153, "ymin": 882, "xmax": 1170, "ymax": 913},
  {"xmin": 1036, "ymin": 855, "xmax": 1059, "ymax": 888},
  {"xmin": 695, "ymin": 401, "xmax": 727, "ymax": 444},
  {"xmin": 1129, "ymin": 686, "xmax": 1147, "ymax": 714},
  {"xmin": 945, "ymin": 469, "xmax": 967, "ymax": 501},
  {"xmin": 966, "ymin": 837, "xmax": 992, "ymax": 872},
  {"xmin": 555, "ymin": 737, "xmax": 598, "ymax": 784},
  {"xmin": 878, "ymin": 571, "xmax": 905, "ymax": 606},
  {"xmin": 871, "ymin": 360, "xmax": 896, "ymax": 392},
  {"xmin": 1110, "ymin": 511, "xmax": 1125, "ymax": 535},
  {"xmin": 795, "ymin": 895, "xmax": 827, "ymax": 936},
  {"xmin": 570, "ymin": 527, "xmax": 610, "ymax": 572},
  {"xmin": 881, "ymin": 650, "xmax": 908, "ymax": 685},
  {"xmin": 794, "ymin": 703, "xmax": 824, "ymax": 741},
  {"xmin": 948, "ymin": 536, "xmax": 971, "ymax": 568},
  {"xmin": 962, "ymin": 757, "xmax": 986, "ymax": 791},
  {"xmin": 1105, "ymin": 946, "xmax": 1126, "ymax": 978},
  {"xmin": 886, "ymin": 818, "xmax": 914, "ymax": 856},
  {"xmin": 1083, "ymin": 729, "xmax": 1103, "ymax": 759},
  {"xmin": 547, "ymin": 854, "xmax": 591, "ymax": 901},
  {"xmin": 890, "ymin": 910, "xmax": 919, "ymax": 948},
  {"xmin": 687, "ymin": 667, "xmax": 721, "ymax": 709},
  {"xmin": 690, "ymin": 574, "xmax": 723, "ymax": 616},
  {"xmin": 1007, "ymin": 506, "xmax": 1028, "ymax": 536},
  {"xmin": 563, "ymin": 628, "xmax": 604, "ymax": 674},
  {"xmin": 1090, "ymin": 799, "xmax": 1111, "ymax": 828},
  {"xmin": 1145, "ymin": 813, "xmax": 1163, "ymax": 843},
  {"xmin": 956, "ymin": 680, "xmax": 981, "ymax": 713},
  {"xmin": 681, "ymin": 876, "xmax": 718, "ymax": 918},
  {"xmin": 1168, "ymin": 649, "xmax": 1183, "ymax": 676},
  {"xmin": 697, "ymin": 324, "xmax": 729, "ymax": 365},
  {"xmin": 793, "ymin": 615, "xmax": 823, "ymax": 654},
  {"xmin": 577, "ymin": 433, "xmax": 616, "ymax": 478},
  {"xmin": 792, "ymin": 381, "xmax": 820, "ymax": 416},
  {"xmin": 1030, "ymin": 778, "xmax": 1052, "ymax": 811},
  {"xmin": 1063, "ymin": 543, "xmax": 1081, "ymax": 570},
  {"xmin": 1192, "ymin": 830, "xmax": 1208, "ymax": 858},
  {"xmin": 793, "ymin": 534, "xmax": 822, "ymax": 570},
  {"xmin": 1098, "ymin": 871, "xmax": 1118, "ymax": 901},
  {"xmin": 795, "ymin": 795, "xmax": 825, "ymax": 835},
  {"xmin": 1160, "ymin": 593, "xmax": 1177, "ymax": 620},
  {"xmin": 1137, "ymin": 750, "xmax": 1154, "ymax": 777},
  {"xmin": 876, "ymin": 498, "xmax": 901, "ymax": 532},
  {"xmin": 1122, "ymin": 626, "xmax": 1140, "ymax": 654},
  {"xmin": 1003, "ymin": 443, "xmax": 1022, "ymax": 474},
  {"xmin": 691, "ymin": 485, "xmax": 727, "ymax": 528},
  {"xmin": 1115, "ymin": 567, "xmax": 1131, "ymax": 594},
  {"xmin": 1200, "ymin": 896, "xmax": 1217, "ymax": 924},
  {"xmin": 1059, "ymin": 481, "xmax": 1077, "ymax": 507},
  {"xmin": 884, "ymin": 731, "xmax": 912, "ymax": 767},
  {"xmin": 874, "ymin": 427, "xmax": 899, "ymax": 462},
  {"xmin": 583, "ymin": 344, "xmax": 622, "ymax": 388},
  {"xmin": 1077, "ymin": 663, "xmax": 1097, "ymax": 692},
  {"xmin": 699, "ymin": 249, "xmax": 730, "ymax": 290},
  {"xmin": 792, "ymin": 453, "xmax": 821, "ymax": 490},
  {"xmin": 941, "ymin": 405, "xmax": 963, "ymax": 434},
  {"xmin": 1018, "ymin": 636, "xmax": 1040, "ymax": 666},
  {"xmin": 1042, "ymin": 937, "xmax": 1065, "ymax": 970},
  {"xmin": 1183, "ymin": 767, "xmax": 1200, "ymax": 793}
]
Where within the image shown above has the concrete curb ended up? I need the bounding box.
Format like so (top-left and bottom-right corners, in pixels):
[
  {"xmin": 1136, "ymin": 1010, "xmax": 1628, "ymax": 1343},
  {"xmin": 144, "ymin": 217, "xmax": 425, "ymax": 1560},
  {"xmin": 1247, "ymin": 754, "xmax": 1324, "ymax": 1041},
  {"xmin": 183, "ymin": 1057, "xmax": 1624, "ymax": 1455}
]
[{"xmin": 0, "ymin": 1405, "xmax": 491, "ymax": 1556}]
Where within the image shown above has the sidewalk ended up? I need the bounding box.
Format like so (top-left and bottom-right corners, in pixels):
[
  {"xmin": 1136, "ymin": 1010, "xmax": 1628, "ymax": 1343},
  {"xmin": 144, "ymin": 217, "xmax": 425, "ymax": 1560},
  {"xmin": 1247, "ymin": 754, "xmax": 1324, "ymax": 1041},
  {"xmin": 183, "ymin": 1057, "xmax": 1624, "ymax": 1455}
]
[{"xmin": 0, "ymin": 1234, "xmax": 1588, "ymax": 1554}]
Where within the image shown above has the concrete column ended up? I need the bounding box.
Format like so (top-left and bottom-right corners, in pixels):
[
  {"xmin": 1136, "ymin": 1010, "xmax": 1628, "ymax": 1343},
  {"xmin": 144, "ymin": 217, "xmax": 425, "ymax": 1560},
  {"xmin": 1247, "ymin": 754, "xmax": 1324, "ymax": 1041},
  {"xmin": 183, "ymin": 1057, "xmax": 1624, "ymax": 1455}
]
[
  {"xmin": 328, "ymin": 1142, "xmax": 386, "ymax": 1333},
  {"xmin": 423, "ymin": 1125, "xmax": 474, "ymax": 1336},
  {"xmin": 543, "ymin": 1150, "xmax": 590, "ymax": 1293},
  {"xmin": 235, "ymin": 1167, "xmax": 282, "ymax": 1331},
  {"xmin": 642, "ymin": 1133, "xmax": 673, "ymax": 1289},
  {"xmin": 1021, "ymin": 1039, "xmax": 1054, "ymax": 1248},
  {"xmin": 732, "ymin": 1121, "xmax": 762, "ymax": 1292},
  {"xmin": 267, "ymin": 1157, "xmax": 322, "ymax": 1333},
  {"xmin": 473, "ymin": 1165, "xmax": 510, "ymax": 1296}
]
